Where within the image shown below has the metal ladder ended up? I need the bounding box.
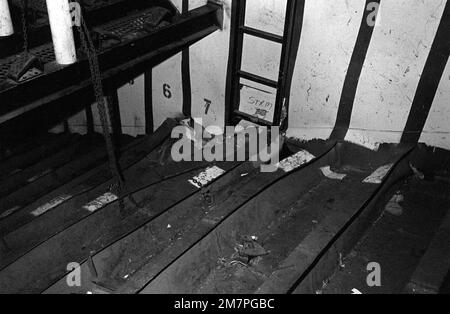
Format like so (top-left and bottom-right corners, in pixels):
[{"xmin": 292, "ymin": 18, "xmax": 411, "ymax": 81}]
[{"xmin": 225, "ymin": 0, "xmax": 299, "ymax": 128}]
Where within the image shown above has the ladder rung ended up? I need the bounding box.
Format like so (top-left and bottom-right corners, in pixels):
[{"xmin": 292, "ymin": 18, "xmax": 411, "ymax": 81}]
[
  {"xmin": 234, "ymin": 110, "xmax": 273, "ymax": 126},
  {"xmin": 240, "ymin": 26, "xmax": 284, "ymax": 43},
  {"xmin": 238, "ymin": 71, "xmax": 279, "ymax": 89}
]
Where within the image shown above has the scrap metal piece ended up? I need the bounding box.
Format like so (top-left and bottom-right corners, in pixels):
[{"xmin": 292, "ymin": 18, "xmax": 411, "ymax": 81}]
[
  {"xmin": 237, "ymin": 236, "xmax": 268, "ymax": 258},
  {"xmin": 7, "ymin": 53, "xmax": 43, "ymax": 82},
  {"xmin": 143, "ymin": 7, "xmax": 171, "ymax": 30},
  {"xmin": 385, "ymin": 192, "xmax": 404, "ymax": 216},
  {"xmin": 320, "ymin": 166, "xmax": 347, "ymax": 181}
]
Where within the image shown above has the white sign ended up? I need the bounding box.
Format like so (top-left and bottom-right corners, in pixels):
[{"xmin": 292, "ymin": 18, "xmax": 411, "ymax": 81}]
[
  {"xmin": 277, "ymin": 150, "xmax": 316, "ymax": 173},
  {"xmin": 83, "ymin": 192, "xmax": 118, "ymax": 212},
  {"xmin": 32, "ymin": 194, "xmax": 72, "ymax": 217},
  {"xmin": 188, "ymin": 166, "xmax": 226, "ymax": 189},
  {"xmin": 239, "ymin": 85, "xmax": 276, "ymax": 123}
]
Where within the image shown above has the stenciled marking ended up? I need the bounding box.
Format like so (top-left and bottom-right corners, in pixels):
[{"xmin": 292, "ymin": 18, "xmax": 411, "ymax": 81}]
[
  {"xmin": 83, "ymin": 192, "xmax": 119, "ymax": 213},
  {"xmin": 189, "ymin": 166, "xmax": 226, "ymax": 189},
  {"xmin": 277, "ymin": 150, "xmax": 316, "ymax": 173},
  {"xmin": 320, "ymin": 166, "xmax": 347, "ymax": 180},
  {"xmin": 31, "ymin": 194, "xmax": 73, "ymax": 217},
  {"xmin": 363, "ymin": 164, "xmax": 393, "ymax": 184}
]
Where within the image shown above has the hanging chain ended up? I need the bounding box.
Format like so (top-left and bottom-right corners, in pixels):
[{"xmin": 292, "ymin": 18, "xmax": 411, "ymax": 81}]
[
  {"xmin": 20, "ymin": 0, "xmax": 29, "ymax": 53},
  {"xmin": 75, "ymin": 5, "xmax": 125, "ymax": 197}
]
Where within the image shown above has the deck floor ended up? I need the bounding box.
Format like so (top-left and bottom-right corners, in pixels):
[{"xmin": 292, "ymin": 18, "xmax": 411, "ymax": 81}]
[{"xmin": 0, "ymin": 121, "xmax": 449, "ymax": 294}]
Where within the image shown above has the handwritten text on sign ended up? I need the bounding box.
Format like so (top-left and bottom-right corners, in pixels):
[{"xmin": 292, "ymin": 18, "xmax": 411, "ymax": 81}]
[{"xmin": 239, "ymin": 86, "xmax": 276, "ymax": 123}]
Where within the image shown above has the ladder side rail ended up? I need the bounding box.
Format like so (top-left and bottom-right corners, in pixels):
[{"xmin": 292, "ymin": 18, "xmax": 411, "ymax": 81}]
[
  {"xmin": 273, "ymin": 0, "xmax": 297, "ymax": 127},
  {"xmin": 225, "ymin": 0, "xmax": 246, "ymax": 126}
]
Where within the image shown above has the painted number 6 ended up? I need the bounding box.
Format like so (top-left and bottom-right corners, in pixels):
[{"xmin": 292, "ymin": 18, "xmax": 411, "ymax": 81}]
[{"xmin": 163, "ymin": 84, "xmax": 172, "ymax": 99}]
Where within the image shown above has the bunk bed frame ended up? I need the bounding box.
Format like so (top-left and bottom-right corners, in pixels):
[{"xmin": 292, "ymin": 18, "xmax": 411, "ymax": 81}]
[{"xmin": 0, "ymin": 0, "xmax": 223, "ymax": 135}]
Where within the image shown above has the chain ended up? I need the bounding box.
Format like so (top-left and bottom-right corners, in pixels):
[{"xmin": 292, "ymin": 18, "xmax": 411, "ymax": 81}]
[
  {"xmin": 75, "ymin": 5, "xmax": 125, "ymax": 199},
  {"xmin": 21, "ymin": 0, "xmax": 29, "ymax": 53}
]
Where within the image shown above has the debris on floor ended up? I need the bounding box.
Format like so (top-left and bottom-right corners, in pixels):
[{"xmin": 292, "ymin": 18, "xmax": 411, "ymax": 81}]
[
  {"xmin": 219, "ymin": 236, "xmax": 269, "ymax": 267},
  {"xmin": 363, "ymin": 164, "xmax": 393, "ymax": 184},
  {"xmin": 201, "ymin": 190, "xmax": 215, "ymax": 208},
  {"xmin": 320, "ymin": 166, "xmax": 347, "ymax": 180},
  {"xmin": 410, "ymin": 163, "xmax": 425, "ymax": 180},
  {"xmin": 385, "ymin": 192, "xmax": 404, "ymax": 216},
  {"xmin": 339, "ymin": 253, "xmax": 346, "ymax": 269},
  {"xmin": 237, "ymin": 237, "xmax": 267, "ymax": 258}
]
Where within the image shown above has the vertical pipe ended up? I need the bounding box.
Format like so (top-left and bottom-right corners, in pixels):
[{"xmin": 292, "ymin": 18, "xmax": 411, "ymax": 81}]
[
  {"xmin": 46, "ymin": 0, "xmax": 76, "ymax": 65},
  {"xmin": 0, "ymin": 0, "xmax": 14, "ymax": 37}
]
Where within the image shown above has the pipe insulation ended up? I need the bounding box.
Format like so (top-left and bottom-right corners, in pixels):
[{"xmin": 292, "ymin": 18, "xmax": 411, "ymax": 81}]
[
  {"xmin": 46, "ymin": 0, "xmax": 77, "ymax": 65},
  {"xmin": 0, "ymin": 0, "xmax": 14, "ymax": 37}
]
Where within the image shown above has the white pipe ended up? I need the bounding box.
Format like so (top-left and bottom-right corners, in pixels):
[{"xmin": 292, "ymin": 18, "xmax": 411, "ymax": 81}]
[
  {"xmin": 46, "ymin": 0, "xmax": 76, "ymax": 65},
  {"xmin": 0, "ymin": 0, "xmax": 14, "ymax": 37}
]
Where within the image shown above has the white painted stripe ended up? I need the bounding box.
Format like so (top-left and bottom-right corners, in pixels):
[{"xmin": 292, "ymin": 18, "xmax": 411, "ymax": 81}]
[
  {"xmin": 152, "ymin": 54, "xmax": 183, "ymax": 132},
  {"xmin": 31, "ymin": 194, "xmax": 72, "ymax": 217},
  {"xmin": 83, "ymin": 192, "xmax": 119, "ymax": 213},
  {"xmin": 363, "ymin": 163, "xmax": 393, "ymax": 184},
  {"xmin": 189, "ymin": 166, "xmax": 226, "ymax": 188},
  {"xmin": 117, "ymin": 76, "xmax": 146, "ymax": 137},
  {"xmin": 189, "ymin": 0, "xmax": 229, "ymax": 129},
  {"xmin": 419, "ymin": 59, "xmax": 450, "ymax": 150},
  {"xmin": 320, "ymin": 166, "xmax": 347, "ymax": 180},
  {"xmin": 288, "ymin": 0, "xmax": 364, "ymax": 139},
  {"xmin": 347, "ymin": 0, "xmax": 445, "ymax": 148},
  {"xmin": 278, "ymin": 150, "xmax": 316, "ymax": 173}
]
